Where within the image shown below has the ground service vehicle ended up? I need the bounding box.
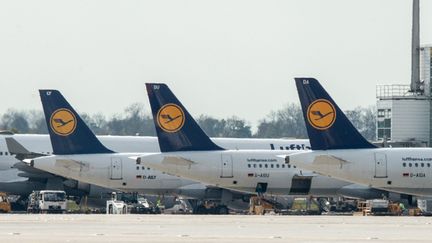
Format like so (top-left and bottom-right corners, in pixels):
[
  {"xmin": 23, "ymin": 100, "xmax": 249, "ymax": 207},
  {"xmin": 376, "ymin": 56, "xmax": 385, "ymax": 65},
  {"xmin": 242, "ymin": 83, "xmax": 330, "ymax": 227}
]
[
  {"xmin": 0, "ymin": 192, "xmax": 11, "ymax": 213},
  {"xmin": 27, "ymin": 190, "xmax": 67, "ymax": 213},
  {"xmin": 116, "ymin": 192, "xmax": 161, "ymax": 214},
  {"xmin": 106, "ymin": 192, "xmax": 127, "ymax": 214}
]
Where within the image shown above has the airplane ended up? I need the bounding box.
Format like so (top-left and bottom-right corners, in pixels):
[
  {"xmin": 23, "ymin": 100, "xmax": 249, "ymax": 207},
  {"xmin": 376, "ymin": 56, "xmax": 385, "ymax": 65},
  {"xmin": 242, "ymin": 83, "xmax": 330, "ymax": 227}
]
[
  {"xmin": 286, "ymin": 77, "xmax": 432, "ymax": 197},
  {"xmin": 0, "ymin": 121, "xmax": 308, "ymax": 200},
  {"xmin": 134, "ymin": 83, "xmax": 387, "ymax": 199},
  {"xmin": 21, "ymin": 89, "xmax": 320, "ymax": 211}
]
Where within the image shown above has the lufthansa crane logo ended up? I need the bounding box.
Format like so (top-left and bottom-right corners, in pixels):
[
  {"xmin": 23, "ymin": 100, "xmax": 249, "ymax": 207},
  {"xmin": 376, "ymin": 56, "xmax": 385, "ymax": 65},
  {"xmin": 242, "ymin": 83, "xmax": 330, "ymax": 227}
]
[
  {"xmin": 50, "ymin": 108, "xmax": 77, "ymax": 136},
  {"xmin": 307, "ymin": 99, "xmax": 336, "ymax": 130},
  {"xmin": 157, "ymin": 104, "xmax": 185, "ymax": 133}
]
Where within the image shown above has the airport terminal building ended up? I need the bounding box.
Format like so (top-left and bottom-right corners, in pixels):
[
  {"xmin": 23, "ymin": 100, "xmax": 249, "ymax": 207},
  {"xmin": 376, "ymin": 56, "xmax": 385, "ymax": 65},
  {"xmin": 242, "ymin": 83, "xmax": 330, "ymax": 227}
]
[{"xmin": 376, "ymin": 45, "xmax": 432, "ymax": 146}]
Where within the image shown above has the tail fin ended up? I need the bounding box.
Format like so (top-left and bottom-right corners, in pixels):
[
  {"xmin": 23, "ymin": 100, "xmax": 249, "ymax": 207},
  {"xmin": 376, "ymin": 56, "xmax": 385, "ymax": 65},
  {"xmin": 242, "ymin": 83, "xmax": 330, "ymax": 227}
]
[
  {"xmin": 39, "ymin": 90, "xmax": 114, "ymax": 155},
  {"xmin": 146, "ymin": 83, "xmax": 223, "ymax": 152},
  {"xmin": 294, "ymin": 78, "xmax": 376, "ymax": 150}
]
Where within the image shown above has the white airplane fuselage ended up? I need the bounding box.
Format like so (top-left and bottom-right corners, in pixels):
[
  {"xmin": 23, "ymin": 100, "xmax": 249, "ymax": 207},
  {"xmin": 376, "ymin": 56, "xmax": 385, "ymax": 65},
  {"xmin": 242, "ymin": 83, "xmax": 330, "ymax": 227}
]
[
  {"xmin": 9, "ymin": 134, "xmax": 342, "ymax": 196},
  {"xmin": 288, "ymin": 148, "xmax": 432, "ymax": 197},
  {"xmin": 29, "ymin": 153, "xmax": 198, "ymax": 195},
  {"xmin": 0, "ymin": 134, "xmax": 305, "ymax": 170},
  {"xmin": 138, "ymin": 150, "xmax": 353, "ymax": 196}
]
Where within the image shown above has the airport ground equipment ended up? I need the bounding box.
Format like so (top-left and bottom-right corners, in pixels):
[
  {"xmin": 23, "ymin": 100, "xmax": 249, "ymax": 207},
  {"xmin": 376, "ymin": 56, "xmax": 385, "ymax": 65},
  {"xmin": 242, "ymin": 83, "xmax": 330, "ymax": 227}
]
[
  {"xmin": 27, "ymin": 190, "xmax": 67, "ymax": 213},
  {"xmin": 417, "ymin": 199, "xmax": 432, "ymax": 216},
  {"xmin": 326, "ymin": 199, "xmax": 357, "ymax": 213},
  {"xmin": 106, "ymin": 192, "xmax": 127, "ymax": 214},
  {"xmin": 193, "ymin": 200, "xmax": 229, "ymax": 214},
  {"xmin": 356, "ymin": 199, "xmax": 402, "ymax": 216},
  {"xmin": 287, "ymin": 198, "xmax": 321, "ymax": 215},
  {"xmin": 248, "ymin": 196, "xmax": 285, "ymax": 215},
  {"xmin": 367, "ymin": 200, "xmax": 389, "ymax": 215},
  {"xmin": 115, "ymin": 192, "xmax": 160, "ymax": 214},
  {"xmin": 0, "ymin": 192, "xmax": 11, "ymax": 213}
]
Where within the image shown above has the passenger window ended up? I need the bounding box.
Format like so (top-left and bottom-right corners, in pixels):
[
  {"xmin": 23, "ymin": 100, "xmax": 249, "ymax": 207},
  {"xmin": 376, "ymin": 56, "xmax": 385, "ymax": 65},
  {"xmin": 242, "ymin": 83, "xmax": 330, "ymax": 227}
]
[
  {"xmin": 402, "ymin": 163, "xmax": 406, "ymax": 167},
  {"xmin": 280, "ymin": 146, "xmax": 283, "ymax": 150},
  {"xmin": 253, "ymin": 164, "xmax": 257, "ymax": 168},
  {"xmin": 276, "ymin": 164, "xmax": 280, "ymax": 168},
  {"xmin": 421, "ymin": 163, "xmax": 425, "ymax": 167},
  {"xmin": 428, "ymin": 163, "xmax": 431, "ymax": 168},
  {"xmin": 259, "ymin": 164, "xmax": 262, "ymax": 168},
  {"xmin": 264, "ymin": 164, "xmax": 268, "ymax": 168},
  {"xmin": 5, "ymin": 152, "xmax": 8, "ymax": 155},
  {"xmin": 409, "ymin": 163, "xmax": 412, "ymax": 167},
  {"xmin": 248, "ymin": 164, "xmax": 251, "ymax": 168},
  {"xmin": 271, "ymin": 164, "xmax": 274, "ymax": 168},
  {"xmin": 147, "ymin": 168, "xmax": 150, "ymax": 170},
  {"xmin": 282, "ymin": 164, "xmax": 285, "ymax": 168},
  {"xmin": 136, "ymin": 166, "xmax": 139, "ymax": 170},
  {"xmin": 288, "ymin": 164, "xmax": 291, "ymax": 168},
  {"xmin": 415, "ymin": 163, "xmax": 418, "ymax": 167},
  {"xmin": 0, "ymin": 152, "xmax": 2, "ymax": 155},
  {"xmin": 142, "ymin": 166, "xmax": 145, "ymax": 170}
]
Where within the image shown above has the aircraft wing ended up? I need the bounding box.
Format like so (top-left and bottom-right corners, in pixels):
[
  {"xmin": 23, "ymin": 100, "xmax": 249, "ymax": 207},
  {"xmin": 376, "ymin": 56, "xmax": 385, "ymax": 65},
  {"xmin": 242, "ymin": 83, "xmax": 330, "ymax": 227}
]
[{"xmin": 6, "ymin": 137, "xmax": 47, "ymax": 161}]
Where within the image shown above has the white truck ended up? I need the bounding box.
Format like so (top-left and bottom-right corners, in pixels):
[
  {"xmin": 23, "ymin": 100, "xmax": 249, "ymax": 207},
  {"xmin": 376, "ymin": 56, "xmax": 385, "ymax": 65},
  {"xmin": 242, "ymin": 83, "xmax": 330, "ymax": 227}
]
[
  {"xmin": 106, "ymin": 192, "xmax": 127, "ymax": 214},
  {"xmin": 27, "ymin": 190, "xmax": 67, "ymax": 214}
]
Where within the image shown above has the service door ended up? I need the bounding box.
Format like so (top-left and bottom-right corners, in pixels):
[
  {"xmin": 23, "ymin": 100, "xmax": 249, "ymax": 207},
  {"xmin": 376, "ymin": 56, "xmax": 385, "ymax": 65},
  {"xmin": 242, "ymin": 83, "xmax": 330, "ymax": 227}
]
[
  {"xmin": 221, "ymin": 154, "xmax": 233, "ymax": 178},
  {"xmin": 289, "ymin": 175, "xmax": 312, "ymax": 195},
  {"xmin": 110, "ymin": 157, "xmax": 123, "ymax": 180},
  {"xmin": 374, "ymin": 153, "xmax": 388, "ymax": 178}
]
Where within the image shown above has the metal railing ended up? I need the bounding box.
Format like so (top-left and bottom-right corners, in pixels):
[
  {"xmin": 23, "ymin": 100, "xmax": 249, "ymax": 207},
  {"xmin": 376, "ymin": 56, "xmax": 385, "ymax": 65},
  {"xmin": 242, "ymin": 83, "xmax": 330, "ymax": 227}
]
[{"xmin": 376, "ymin": 84, "xmax": 427, "ymax": 99}]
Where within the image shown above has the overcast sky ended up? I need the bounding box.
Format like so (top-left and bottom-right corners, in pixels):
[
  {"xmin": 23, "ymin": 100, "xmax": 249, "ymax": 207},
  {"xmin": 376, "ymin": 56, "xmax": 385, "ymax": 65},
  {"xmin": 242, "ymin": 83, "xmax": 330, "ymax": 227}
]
[{"xmin": 0, "ymin": 0, "xmax": 431, "ymax": 127}]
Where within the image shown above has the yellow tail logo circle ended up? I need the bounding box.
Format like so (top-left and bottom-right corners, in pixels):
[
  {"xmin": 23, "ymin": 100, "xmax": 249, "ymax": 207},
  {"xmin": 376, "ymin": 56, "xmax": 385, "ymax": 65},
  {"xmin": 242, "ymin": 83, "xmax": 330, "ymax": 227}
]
[
  {"xmin": 50, "ymin": 109, "xmax": 77, "ymax": 136},
  {"xmin": 307, "ymin": 99, "xmax": 336, "ymax": 130},
  {"xmin": 157, "ymin": 104, "xmax": 185, "ymax": 133}
]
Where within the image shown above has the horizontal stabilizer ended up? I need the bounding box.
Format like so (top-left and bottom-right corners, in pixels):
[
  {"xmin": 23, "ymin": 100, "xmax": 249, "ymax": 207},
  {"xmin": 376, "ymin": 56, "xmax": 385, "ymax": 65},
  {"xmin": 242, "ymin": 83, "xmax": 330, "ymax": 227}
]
[
  {"xmin": 288, "ymin": 152, "xmax": 350, "ymax": 173},
  {"xmin": 6, "ymin": 137, "xmax": 46, "ymax": 161},
  {"xmin": 161, "ymin": 156, "xmax": 196, "ymax": 166},
  {"xmin": 55, "ymin": 159, "xmax": 90, "ymax": 172},
  {"xmin": 313, "ymin": 155, "xmax": 350, "ymax": 167},
  {"xmin": 13, "ymin": 162, "xmax": 54, "ymax": 178},
  {"xmin": 17, "ymin": 172, "xmax": 56, "ymax": 179}
]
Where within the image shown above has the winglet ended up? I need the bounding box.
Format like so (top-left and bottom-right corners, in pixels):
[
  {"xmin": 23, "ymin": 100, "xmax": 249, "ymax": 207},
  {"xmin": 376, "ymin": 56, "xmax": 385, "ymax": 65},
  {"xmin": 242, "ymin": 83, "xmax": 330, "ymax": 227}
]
[
  {"xmin": 294, "ymin": 78, "xmax": 376, "ymax": 150},
  {"xmin": 39, "ymin": 90, "xmax": 114, "ymax": 155},
  {"xmin": 146, "ymin": 83, "xmax": 223, "ymax": 152}
]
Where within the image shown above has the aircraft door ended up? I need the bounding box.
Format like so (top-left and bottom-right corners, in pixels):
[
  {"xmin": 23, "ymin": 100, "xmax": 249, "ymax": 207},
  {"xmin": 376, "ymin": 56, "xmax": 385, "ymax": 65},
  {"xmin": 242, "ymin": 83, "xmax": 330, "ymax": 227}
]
[
  {"xmin": 110, "ymin": 157, "xmax": 123, "ymax": 180},
  {"xmin": 374, "ymin": 153, "xmax": 387, "ymax": 178},
  {"xmin": 221, "ymin": 154, "xmax": 233, "ymax": 178},
  {"xmin": 289, "ymin": 175, "xmax": 312, "ymax": 194}
]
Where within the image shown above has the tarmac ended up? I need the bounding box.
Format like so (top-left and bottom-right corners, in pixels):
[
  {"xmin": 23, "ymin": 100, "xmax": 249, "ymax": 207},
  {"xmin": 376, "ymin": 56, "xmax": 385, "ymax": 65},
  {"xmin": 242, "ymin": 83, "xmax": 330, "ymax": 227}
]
[{"xmin": 0, "ymin": 214, "xmax": 432, "ymax": 242}]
